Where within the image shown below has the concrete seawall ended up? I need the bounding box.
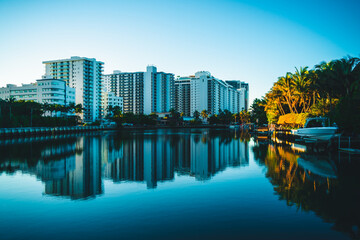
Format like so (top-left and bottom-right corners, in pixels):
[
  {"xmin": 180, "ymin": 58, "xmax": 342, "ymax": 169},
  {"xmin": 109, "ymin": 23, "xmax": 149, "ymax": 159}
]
[{"xmin": 0, "ymin": 126, "xmax": 108, "ymax": 138}]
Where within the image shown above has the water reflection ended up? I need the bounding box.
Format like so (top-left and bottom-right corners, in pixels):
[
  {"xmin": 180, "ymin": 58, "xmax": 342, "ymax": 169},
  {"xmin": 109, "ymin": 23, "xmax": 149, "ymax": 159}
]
[
  {"xmin": 252, "ymin": 141, "xmax": 360, "ymax": 239},
  {"xmin": 0, "ymin": 129, "xmax": 249, "ymax": 199}
]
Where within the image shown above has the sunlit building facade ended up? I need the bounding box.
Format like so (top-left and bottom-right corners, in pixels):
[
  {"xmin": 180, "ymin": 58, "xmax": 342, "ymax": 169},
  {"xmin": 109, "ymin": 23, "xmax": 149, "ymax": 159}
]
[
  {"xmin": 0, "ymin": 78, "xmax": 75, "ymax": 106},
  {"xmin": 176, "ymin": 71, "xmax": 245, "ymax": 117},
  {"xmin": 43, "ymin": 56, "xmax": 104, "ymax": 123},
  {"xmin": 103, "ymin": 66, "xmax": 174, "ymax": 114},
  {"xmin": 226, "ymin": 80, "xmax": 249, "ymax": 111}
]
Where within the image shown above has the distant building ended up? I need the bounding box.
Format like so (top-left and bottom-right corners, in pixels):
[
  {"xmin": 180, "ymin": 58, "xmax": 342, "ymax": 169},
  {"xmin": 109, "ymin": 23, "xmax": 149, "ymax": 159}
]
[
  {"xmin": 174, "ymin": 76, "xmax": 191, "ymax": 117},
  {"xmin": 101, "ymin": 91, "xmax": 123, "ymax": 118},
  {"xmin": 43, "ymin": 56, "xmax": 104, "ymax": 123},
  {"xmin": 103, "ymin": 66, "xmax": 174, "ymax": 114},
  {"xmin": 226, "ymin": 80, "xmax": 249, "ymax": 111},
  {"xmin": 103, "ymin": 70, "xmax": 144, "ymax": 114},
  {"xmin": 175, "ymin": 71, "xmax": 246, "ymax": 116},
  {"xmin": 0, "ymin": 78, "xmax": 75, "ymax": 106}
]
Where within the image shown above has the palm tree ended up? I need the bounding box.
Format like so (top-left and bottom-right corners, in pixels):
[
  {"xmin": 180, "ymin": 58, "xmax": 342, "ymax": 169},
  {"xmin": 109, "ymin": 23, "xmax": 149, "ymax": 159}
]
[
  {"xmin": 276, "ymin": 72, "xmax": 297, "ymax": 113},
  {"xmin": 200, "ymin": 109, "xmax": 208, "ymax": 120},
  {"xmin": 232, "ymin": 113, "xmax": 238, "ymax": 123},
  {"xmin": 292, "ymin": 66, "xmax": 313, "ymax": 113},
  {"xmin": 315, "ymin": 56, "xmax": 360, "ymax": 112},
  {"xmin": 67, "ymin": 102, "xmax": 76, "ymax": 114},
  {"xmin": 74, "ymin": 104, "xmax": 83, "ymax": 114},
  {"xmin": 314, "ymin": 61, "xmax": 337, "ymax": 112},
  {"xmin": 239, "ymin": 110, "xmax": 250, "ymax": 124},
  {"xmin": 331, "ymin": 56, "xmax": 360, "ymax": 98},
  {"xmin": 193, "ymin": 110, "xmax": 200, "ymax": 119}
]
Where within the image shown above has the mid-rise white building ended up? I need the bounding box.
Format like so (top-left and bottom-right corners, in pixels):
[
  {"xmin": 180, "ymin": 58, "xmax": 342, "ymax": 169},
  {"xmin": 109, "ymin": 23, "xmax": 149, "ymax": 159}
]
[
  {"xmin": 175, "ymin": 71, "xmax": 247, "ymax": 117},
  {"xmin": 103, "ymin": 66, "xmax": 174, "ymax": 114},
  {"xmin": 0, "ymin": 78, "xmax": 75, "ymax": 106},
  {"xmin": 43, "ymin": 56, "xmax": 104, "ymax": 123},
  {"xmin": 226, "ymin": 80, "xmax": 249, "ymax": 111},
  {"xmin": 101, "ymin": 91, "xmax": 123, "ymax": 118}
]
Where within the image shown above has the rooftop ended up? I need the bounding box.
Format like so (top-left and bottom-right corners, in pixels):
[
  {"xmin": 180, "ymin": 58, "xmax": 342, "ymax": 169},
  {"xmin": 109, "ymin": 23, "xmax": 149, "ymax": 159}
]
[{"xmin": 43, "ymin": 56, "xmax": 104, "ymax": 64}]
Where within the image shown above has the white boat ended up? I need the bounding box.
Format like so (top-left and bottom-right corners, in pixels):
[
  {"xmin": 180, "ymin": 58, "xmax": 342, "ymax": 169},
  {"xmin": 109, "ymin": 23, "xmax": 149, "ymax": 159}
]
[
  {"xmin": 297, "ymin": 156, "xmax": 337, "ymax": 179},
  {"xmin": 292, "ymin": 117, "xmax": 338, "ymax": 141}
]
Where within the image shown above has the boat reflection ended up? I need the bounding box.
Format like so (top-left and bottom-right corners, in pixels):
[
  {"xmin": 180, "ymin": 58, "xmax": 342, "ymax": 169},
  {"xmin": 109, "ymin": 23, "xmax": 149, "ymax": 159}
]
[
  {"xmin": 0, "ymin": 129, "xmax": 250, "ymax": 199},
  {"xmin": 252, "ymin": 142, "xmax": 360, "ymax": 239},
  {"xmin": 297, "ymin": 156, "xmax": 337, "ymax": 179}
]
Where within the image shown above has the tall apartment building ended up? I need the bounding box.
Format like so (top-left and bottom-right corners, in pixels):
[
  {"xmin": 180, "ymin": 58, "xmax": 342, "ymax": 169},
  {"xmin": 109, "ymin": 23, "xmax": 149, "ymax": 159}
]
[
  {"xmin": 0, "ymin": 78, "xmax": 75, "ymax": 106},
  {"xmin": 226, "ymin": 80, "xmax": 249, "ymax": 111},
  {"xmin": 174, "ymin": 76, "xmax": 191, "ymax": 116},
  {"xmin": 103, "ymin": 66, "xmax": 174, "ymax": 114},
  {"xmin": 43, "ymin": 56, "xmax": 104, "ymax": 123},
  {"xmin": 175, "ymin": 71, "xmax": 247, "ymax": 117},
  {"xmin": 103, "ymin": 71, "xmax": 144, "ymax": 114}
]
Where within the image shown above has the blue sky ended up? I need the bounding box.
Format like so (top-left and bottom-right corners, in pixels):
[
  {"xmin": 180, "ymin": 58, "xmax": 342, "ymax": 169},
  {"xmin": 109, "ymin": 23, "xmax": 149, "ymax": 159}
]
[{"xmin": 0, "ymin": 0, "xmax": 359, "ymax": 104}]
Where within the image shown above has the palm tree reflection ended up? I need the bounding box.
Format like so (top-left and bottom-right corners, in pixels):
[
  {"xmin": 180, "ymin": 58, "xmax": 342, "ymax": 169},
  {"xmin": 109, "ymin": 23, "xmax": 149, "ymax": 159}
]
[{"xmin": 252, "ymin": 142, "xmax": 360, "ymax": 239}]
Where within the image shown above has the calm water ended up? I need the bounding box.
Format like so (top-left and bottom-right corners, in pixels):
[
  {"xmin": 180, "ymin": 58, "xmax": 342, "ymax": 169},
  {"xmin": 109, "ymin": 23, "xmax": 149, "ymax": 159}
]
[{"xmin": 0, "ymin": 129, "xmax": 359, "ymax": 240}]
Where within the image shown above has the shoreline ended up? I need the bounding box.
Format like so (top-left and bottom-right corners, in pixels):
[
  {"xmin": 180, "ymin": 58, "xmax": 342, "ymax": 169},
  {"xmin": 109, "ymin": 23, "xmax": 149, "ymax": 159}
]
[{"xmin": 0, "ymin": 125, "xmax": 232, "ymax": 139}]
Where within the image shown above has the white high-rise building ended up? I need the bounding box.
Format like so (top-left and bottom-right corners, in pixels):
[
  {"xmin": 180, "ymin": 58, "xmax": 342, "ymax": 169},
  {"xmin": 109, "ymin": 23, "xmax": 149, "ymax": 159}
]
[
  {"xmin": 43, "ymin": 56, "xmax": 104, "ymax": 123},
  {"xmin": 174, "ymin": 76, "xmax": 191, "ymax": 116},
  {"xmin": 103, "ymin": 71, "xmax": 144, "ymax": 114},
  {"xmin": 190, "ymin": 71, "xmax": 210, "ymax": 115},
  {"xmin": 0, "ymin": 78, "xmax": 75, "ymax": 106},
  {"xmin": 103, "ymin": 66, "xmax": 174, "ymax": 114},
  {"xmin": 225, "ymin": 81, "xmax": 249, "ymax": 111},
  {"xmin": 176, "ymin": 71, "xmax": 247, "ymax": 117}
]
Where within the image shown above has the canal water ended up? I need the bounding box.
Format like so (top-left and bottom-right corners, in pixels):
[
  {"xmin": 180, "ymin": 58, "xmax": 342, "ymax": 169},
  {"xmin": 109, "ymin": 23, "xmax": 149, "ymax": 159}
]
[{"xmin": 0, "ymin": 129, "xmax": 359, "ymax": 240}]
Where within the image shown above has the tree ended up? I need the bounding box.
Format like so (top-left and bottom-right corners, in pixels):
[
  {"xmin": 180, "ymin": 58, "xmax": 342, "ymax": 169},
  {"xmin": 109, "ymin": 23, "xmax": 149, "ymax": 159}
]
[
  {"xmin": 292, "ymin": 66, "xmax": 313, "ymax": 113},
  {"xmin": 193, "ymin": 110, "xmax": 200, "ymax": 120},
  {"xmin": 74, "ymin": 104, "xmax": 83, "ymax": 114},
  {"xmin": 276, "ymin": 72, "xmax": 297, "ymax": 113},
  {"xmin": 263, "ymin": 56, "xmax": 360, "ymax": 133},
  {"xmin": 200, "ymin": 109, "xmax": 208, "ymax": 120},
  {"xmin": 208, "ymin": 114, "xmax": 219, "ymax": 124},
  {"xmin": 169, "ymin": 108, "xmax": 180, "ymax": 120},
  {"xmin": 8, "ymin": 97, "xmax": 15, "ymax": 121},
  {"xmin": 218, "ymin": 109, "xmax": 232, "ymax": 124},
  {"xmin": 250, "ymin": 98, "xmax": 267, "ymax": 125},
  {"xmin": 106, "ymin": 105, "xmax": 122, "ymax": 119},
  {"xmin": 239, "ymin": 110, "xmax": 250, "ymax": 124},
  {"xmin": 232, "ymin": 113, "xmax": 239, "ymax": 123}
]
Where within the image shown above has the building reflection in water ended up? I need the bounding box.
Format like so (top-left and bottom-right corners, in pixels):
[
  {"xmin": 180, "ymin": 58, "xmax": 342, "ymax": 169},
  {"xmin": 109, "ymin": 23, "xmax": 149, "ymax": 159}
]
[
  {"xmin": 0, "ymin": 129, "xmax": 249, "ymax": 198},
  {"xmin": 104, "ymin": 130, "xmax": 249, "ymax": 188},
  {"xmin": 45, "ymin": 137, "xmax": 103, "ymax": 200}
]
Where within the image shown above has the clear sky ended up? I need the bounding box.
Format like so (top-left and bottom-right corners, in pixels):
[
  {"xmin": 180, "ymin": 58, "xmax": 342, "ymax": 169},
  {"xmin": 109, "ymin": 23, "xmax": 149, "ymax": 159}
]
[{"xmin": 0, "ymin": 0, "xmax": 359, "ymax": 104}]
